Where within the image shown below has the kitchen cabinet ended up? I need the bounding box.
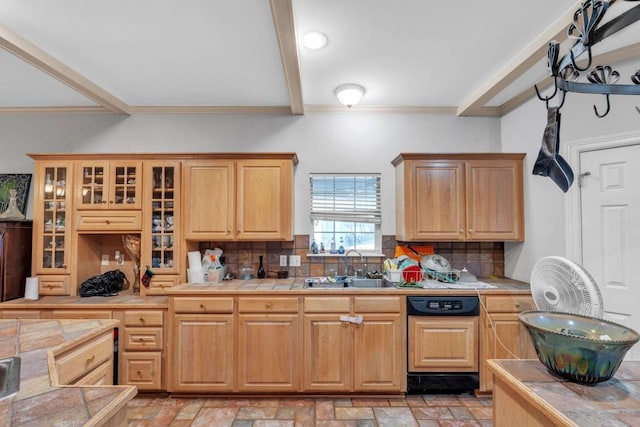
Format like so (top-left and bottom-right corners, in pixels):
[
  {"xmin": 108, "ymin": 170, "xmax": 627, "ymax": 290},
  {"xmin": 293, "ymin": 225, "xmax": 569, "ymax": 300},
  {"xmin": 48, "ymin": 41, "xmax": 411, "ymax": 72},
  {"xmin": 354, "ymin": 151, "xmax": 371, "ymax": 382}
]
[
  {"xmin": 393, "ymin": 153, "xmax": 525, "ymax": 241},
  {"xmin": 182, "ymin": 155, "xmax": 296, "ymax": 241},
  {"xmin": 51, "ymin": 330, "xmax": 114, "ymax": 386},
  {"xmin": 237, "ymin": 297, "xmax": 300, "ymax": 392},
  {"xmin": 478, "ymin": 295, "xmax": 536, "ymax": 393},
  {"xmin": 75, "ymin": 160, "xmax": 142, "ymax": 211},
  {"xmin": 170, "ymin": 297, "xmax": 235, "ymax": 392},
  {"xmin": 142, "ymin": 162, "xmax": 181, "ymax": 293},
  {"xmin": 32, "ymin": 161, "xmax": 74, "ymax": 295},
  {"xmin": 0, "ymin": 220, "xmax": 32, "ymax": 301},
  {"xmin": 121, "ymin": 310, "xmax": 164, "ymax": 390},
  {"xmin": 408, "ymin": 316, "xmax": 478, "ymax": 372},
  {"xmin": 303, "ymin": 295, "xmax": 405, "ymax": 393}
]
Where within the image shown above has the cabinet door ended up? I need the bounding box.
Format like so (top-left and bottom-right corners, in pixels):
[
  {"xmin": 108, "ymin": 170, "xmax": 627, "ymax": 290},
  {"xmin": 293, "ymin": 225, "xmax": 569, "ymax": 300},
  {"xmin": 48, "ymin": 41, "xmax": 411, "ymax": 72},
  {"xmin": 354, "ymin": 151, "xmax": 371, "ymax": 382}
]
[
  {"xmin": 479, "ymin": 311, "xmax": 536, "ymax": 393},
  {"xmin": 238, "ymin": 314, "xmax": 300, "ymax": 392},
  {"xmin": 76, "ymin": 160, "xmax": 142, "ymax": 210},
  {"xmin": 109, "ymin": 161, "xmax": 142, "ymax": 209},
  {"xmin": 122, "ymin": 352, "xmax": 162, "ymax": 390},
  {"xmin": 171, "ymin": 314, "xmax": 235, "ymax": 392},
  {"xmin": 353, "ymin": 313, "xmax": 404, "ymax": 392},
  {"xmin": 76, "ymin": 161, "xmax": 109, "ymax": 210},
  {"xmin": 408, "ymin": 316, "xmax": 478, "ymax": 372},
  {"xmin": 409, "ymin": 161, "xmax": 465, "ymax": 241},
  {"xmin": 465, "ymin": 159, "xmax": 524, "ymax": 241},
  {"xmin": 303, "ymin": 314, "xmax": 352, "ymax": 391},
  {"xmin": 182, "ymin": 160, "xmax": 234, "ymax": 239},
  {"xmin": 34, "ymin": 162, "xmax": 74, "ymax": 278},
  {"xmin": 236, "ymin": 159, "xmax": 293, "ymax": 240},
  {"xmin": 143, "ymin": 162, "xmax": 180, "ymax": 276}
]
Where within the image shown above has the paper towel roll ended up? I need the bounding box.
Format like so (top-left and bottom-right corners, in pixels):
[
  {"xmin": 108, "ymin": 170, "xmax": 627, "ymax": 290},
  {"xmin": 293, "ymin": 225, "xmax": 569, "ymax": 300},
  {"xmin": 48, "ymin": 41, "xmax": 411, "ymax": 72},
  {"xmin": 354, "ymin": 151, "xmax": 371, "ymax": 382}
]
[
  {"xmin": 25, "ymin": 277, "xmax": 39, "ymax": 300},
  {"xmin": 188, "ymin": 251, "xmax": 202, "ymax": 269},
  {"xmin": 187, "ymin": 268, "xmax": 205, "ymax": 284}
]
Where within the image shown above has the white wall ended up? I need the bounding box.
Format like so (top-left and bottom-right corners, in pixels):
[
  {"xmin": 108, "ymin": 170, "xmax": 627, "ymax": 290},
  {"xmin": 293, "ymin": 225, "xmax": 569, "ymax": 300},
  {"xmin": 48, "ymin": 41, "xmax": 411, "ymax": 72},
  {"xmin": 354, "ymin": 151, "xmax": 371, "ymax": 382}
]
[
  {"xmin": 0, "ymin": 112, "xmax": 501, "ymax": 235},
  {"xmin": 500, "ymin": 90, "xmax": 640, "ymax": 281}
]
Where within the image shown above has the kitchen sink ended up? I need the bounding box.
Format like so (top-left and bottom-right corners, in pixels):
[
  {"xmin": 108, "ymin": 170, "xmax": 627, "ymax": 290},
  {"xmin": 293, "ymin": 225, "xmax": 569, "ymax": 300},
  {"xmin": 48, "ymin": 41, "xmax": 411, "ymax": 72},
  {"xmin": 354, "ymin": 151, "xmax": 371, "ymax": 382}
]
[
  {"xmin": 0, "ymin": 356, "xmax": 20, "ymax": 400},
  {"xmin": 303, "ymin": 277, "xmax": 389, "ymax": 289}
]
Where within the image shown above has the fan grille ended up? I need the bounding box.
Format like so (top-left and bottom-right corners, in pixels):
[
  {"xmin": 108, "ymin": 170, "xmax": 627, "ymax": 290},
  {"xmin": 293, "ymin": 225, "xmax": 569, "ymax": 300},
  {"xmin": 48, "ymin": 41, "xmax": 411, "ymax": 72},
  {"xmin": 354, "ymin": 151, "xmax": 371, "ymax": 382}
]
[{"xmin": 530, "ymin": 256, "xmax": 604, "ymax": 317}]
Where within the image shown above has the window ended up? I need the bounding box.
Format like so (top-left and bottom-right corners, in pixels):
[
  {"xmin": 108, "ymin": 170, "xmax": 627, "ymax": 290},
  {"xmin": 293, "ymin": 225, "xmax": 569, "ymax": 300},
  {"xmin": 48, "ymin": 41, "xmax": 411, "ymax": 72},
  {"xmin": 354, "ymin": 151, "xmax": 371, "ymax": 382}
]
[{"xmin": 310, "ymin": 173, "xmax": 381, "ymax": 254}]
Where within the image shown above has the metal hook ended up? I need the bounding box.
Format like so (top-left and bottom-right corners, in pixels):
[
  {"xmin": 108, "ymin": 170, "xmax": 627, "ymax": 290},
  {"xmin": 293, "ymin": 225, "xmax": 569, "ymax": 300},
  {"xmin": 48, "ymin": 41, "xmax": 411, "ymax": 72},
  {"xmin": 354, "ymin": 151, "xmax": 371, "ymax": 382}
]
[
  {"xmin": 593, "ymin": 94, "xmax": 611, "ymax": 118},
  {"xmin": 557, "ymin": 89, "xmax": 567, "ymax": 110},
  {"xmin": 570, "ymin": 48, "xmax": 592, "ymax": 72},
  {"xmin": 534, "ymin": 78, "xmax": 558, "ymax": 109}
]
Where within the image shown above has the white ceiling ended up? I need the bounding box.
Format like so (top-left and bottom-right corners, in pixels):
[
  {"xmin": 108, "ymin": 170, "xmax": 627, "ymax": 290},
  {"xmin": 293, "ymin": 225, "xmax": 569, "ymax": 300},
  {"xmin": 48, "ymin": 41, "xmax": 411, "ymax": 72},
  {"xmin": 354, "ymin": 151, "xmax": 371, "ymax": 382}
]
[{"xmin": 0, "ymin": 0, "xmax": 637, "ymax": 116}]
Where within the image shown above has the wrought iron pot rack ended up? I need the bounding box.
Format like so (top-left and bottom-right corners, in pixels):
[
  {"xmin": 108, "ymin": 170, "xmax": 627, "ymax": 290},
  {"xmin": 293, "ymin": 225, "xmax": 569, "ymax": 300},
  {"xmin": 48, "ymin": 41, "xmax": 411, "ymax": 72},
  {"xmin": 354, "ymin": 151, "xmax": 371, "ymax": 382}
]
[{"xmin": 536, "ymin": 0, "xmax": 640, "ymax": 118}]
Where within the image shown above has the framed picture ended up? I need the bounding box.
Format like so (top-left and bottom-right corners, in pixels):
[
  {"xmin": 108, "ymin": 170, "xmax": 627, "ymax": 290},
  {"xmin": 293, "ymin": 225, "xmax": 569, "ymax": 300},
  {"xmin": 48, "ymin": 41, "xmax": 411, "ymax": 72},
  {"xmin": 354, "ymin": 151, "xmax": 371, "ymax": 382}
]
[{"xmin": 0, "ymin": 174, "xmax": 32, "ymax": 217}]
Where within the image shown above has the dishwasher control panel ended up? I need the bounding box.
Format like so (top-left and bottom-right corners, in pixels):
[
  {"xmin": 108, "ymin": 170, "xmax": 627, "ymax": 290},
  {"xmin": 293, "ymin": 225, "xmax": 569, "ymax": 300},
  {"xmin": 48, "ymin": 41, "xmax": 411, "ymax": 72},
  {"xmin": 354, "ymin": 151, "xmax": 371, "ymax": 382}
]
[{"xmin": 407, "ymin": 296, "xmax": 479, "ymax": 316}]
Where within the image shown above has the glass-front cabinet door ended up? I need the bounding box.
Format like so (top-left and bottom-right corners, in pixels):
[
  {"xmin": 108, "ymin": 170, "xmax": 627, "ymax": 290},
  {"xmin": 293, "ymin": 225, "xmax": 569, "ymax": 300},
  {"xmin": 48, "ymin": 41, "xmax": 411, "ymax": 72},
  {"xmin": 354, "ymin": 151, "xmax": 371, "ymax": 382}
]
[
  {"xmin": 142, "ymin": 162, "xmax": 180, "ymax": 278},
  {"xmin": 76, "ymin": 160, "xmax": 142, "ymax": 210},
  {"xmin": 34, "ymin": 162, "xmax": 74, "ymax": 274}
]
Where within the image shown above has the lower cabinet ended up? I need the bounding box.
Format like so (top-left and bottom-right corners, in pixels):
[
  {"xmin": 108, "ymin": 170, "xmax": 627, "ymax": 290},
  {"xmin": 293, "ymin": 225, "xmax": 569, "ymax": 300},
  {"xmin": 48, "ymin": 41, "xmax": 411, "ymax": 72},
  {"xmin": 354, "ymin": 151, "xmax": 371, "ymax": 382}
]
[
  {"xmin": 52, "ymin": 330, "xmax": 115, "ymax": 386},
  {"xmin": 121, "ymin": 310, "xmax": 165, "ymax": 390},
  {"xmin": 303, "ymin": 296, "xmax": 405, "ymax": 393},
  {"xmin": 479, "ymin": 295, "xmax": 537, "ymax": 393}
]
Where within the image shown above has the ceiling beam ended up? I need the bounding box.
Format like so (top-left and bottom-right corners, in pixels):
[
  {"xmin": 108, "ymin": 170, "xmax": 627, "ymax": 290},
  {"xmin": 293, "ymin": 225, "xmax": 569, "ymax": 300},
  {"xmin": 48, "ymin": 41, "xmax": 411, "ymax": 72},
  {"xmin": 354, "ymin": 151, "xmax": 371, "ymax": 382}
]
[
  {"xmin": 499, "ymin": 41, "xmax": 640, "ymax": 116},
  {"xmin": 0, "ymin": 22, "xmax": 130, "ymax": 115},
  {"xmin": 457, "ymin": 1, "xmax": 583, "ymax": 116},
  {"xmin": 269, "ymin": 0, "xmax": 304, "ymax": 115}
]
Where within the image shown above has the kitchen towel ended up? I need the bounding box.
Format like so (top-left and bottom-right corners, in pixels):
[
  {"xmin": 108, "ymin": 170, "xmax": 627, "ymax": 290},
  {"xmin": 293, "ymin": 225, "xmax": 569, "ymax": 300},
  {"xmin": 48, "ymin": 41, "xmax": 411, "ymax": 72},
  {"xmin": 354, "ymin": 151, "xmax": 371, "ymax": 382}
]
[{"xmin": 24, "ymin": 277, "xmax": 39, "ymax": 300}]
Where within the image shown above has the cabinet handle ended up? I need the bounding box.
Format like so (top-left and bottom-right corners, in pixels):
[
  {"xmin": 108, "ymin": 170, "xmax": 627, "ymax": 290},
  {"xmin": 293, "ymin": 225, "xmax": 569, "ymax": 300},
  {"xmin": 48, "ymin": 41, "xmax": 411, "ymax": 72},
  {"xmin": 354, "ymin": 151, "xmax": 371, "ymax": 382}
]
[
  {"xmin": 105, "ymin": 220, "xmax": 111, "ymax": 225},
  {"xmin": 86, "ymin": 355, "xmax": 95, "ymax": 364},
  {"xmin": 109, "ymin": 200, "xmax": 114, "ymax": 204},
  {"xmin": 139, "ymin": 318, "xmax": 145, "ymax": 324},
  {"xmin": 266, "ymin": 303, "xmax": 272, "ymax": 309},
  {"xmin": 459, "ymin": 229, "xmax": 464, "ymax": 233},
  {"xmin": 200, "ymin": 304, "xmax": 206, "ymax": 310},
  {"xmin": 102, "ymin": 201, "xmax": 107, "ymax": 204},
  {"xmin": 469, "ymin": 229, "xmax": 474, "ymax": 233},
  {"xmin": 136, "ymin": 370, "xmax": 142, "ymax": 377},
  {"xmin": 515, "ymin": 303, "xmax": 521, "ymax": 308}
]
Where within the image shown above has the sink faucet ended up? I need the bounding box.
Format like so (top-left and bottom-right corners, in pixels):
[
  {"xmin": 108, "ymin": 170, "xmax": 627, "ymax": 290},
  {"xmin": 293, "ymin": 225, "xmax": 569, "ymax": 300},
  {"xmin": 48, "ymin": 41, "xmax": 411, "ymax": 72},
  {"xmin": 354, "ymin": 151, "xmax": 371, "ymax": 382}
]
[{"xmin": 345, "ymin": 249, "xmax": 363, "ymax": 277}]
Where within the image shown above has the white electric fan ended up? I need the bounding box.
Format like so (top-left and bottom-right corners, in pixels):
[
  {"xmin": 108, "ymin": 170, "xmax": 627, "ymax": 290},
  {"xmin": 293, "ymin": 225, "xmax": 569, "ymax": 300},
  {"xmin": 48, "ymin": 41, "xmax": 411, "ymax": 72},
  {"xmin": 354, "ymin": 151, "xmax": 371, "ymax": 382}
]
[{"xmin": 529, "ymin": 256, "xmax": 604, "ymax": 317}]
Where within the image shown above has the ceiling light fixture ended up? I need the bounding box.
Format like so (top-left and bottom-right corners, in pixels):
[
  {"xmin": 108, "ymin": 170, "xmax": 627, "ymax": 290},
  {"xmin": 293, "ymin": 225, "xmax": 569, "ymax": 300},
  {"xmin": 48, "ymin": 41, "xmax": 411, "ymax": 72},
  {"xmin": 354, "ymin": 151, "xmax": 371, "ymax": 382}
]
[
  {"xmin": 302, "ymin": 31, "xmax": 328, "ymax": 50},
  {"xmin": 334, "ymin": 84, "xmax": 366, "ymax": 108}
]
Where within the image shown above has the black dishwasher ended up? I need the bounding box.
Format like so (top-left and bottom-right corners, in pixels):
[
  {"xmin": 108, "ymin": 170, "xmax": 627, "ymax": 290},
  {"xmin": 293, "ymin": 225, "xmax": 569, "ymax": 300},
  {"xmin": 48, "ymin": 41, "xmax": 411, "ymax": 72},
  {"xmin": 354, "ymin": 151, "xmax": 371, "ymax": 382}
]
[{"xmin": 407, "ymin": 296, "xmax": 480, "ymax": 393}]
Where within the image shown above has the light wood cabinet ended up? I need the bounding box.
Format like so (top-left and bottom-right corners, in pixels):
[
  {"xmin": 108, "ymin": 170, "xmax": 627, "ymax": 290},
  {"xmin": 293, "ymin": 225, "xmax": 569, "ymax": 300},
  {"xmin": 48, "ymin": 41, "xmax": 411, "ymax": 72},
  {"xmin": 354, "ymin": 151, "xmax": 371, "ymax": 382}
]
[
  {"xmin": 303, "ymin": 295, "xmax": 405, "ymax": 393},
  {"xmin": 170, "ymin": 297, "xmax": 235, "ymax": 392},
  {"xmin": 182, "ymin": 155, "xmax": 296, "ymax": 241},
  {"xmin": 479, "ymin": 295, "xmax": 537, "ymax": 393},
  {"xmin": 52, "ymin": 330, "xmax": 114, "ymax": 385},
  {"xmin": 32, "ymin": 161, "xmax": 74, "ymax": 293},
  {"xmin": 237, "ymin": 296, "xmax": 300, "ymax": 392},
  {"xmin": 408, "ymin": 316, "xmax": 478, "ymax": 372},
  {"xmin": 121, "ymin": 309, "xmax": 165, "ymax": 390},
  {"xmin": 75, "ymin": 160, "xmax": 142, "ymax": 210},
  {"xmin": 393, "ymin": 153, "xmax": 525, "ymax": 241}
]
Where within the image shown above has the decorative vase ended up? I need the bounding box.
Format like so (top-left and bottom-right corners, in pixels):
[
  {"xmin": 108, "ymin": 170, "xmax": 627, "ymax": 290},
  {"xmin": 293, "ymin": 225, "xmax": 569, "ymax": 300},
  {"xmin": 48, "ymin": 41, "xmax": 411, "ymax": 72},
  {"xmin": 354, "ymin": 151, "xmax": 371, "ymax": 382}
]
[{"xmin": 257, "ymin": 255, "xmax": 266, "ymax": 279}]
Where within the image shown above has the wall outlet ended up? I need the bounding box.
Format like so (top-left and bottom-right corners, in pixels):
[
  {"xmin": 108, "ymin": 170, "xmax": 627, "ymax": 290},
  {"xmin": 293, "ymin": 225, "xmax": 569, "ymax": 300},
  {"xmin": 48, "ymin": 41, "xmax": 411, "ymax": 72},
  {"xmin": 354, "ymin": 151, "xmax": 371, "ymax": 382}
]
[
  {"xmin": 289, "ymin": 255, "xmax": 301, "ymax": 267},
  {"xmin": 101, "ymin": 254, "xmax": 109, "ymax": 266},
  {"xmin": 280, "ymin": 255, "xmax": 288, "ymax": 267}
]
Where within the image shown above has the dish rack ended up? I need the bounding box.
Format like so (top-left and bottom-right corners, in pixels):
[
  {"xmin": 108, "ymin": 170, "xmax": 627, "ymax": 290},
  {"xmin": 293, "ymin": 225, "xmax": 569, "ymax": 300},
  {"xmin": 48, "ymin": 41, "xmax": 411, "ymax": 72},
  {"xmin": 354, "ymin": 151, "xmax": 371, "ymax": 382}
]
[{"xmin": 423, "ymin": 268, "xmax": 461, "ymax": 283}]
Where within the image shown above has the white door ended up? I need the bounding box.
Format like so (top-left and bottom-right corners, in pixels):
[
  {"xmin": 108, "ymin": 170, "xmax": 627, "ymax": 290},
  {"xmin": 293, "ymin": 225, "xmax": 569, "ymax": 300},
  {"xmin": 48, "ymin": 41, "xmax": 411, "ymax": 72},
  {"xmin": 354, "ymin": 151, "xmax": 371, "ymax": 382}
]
[{"xmin": 580, "ymin": 144, "xmax": 640, "ymax": 360}]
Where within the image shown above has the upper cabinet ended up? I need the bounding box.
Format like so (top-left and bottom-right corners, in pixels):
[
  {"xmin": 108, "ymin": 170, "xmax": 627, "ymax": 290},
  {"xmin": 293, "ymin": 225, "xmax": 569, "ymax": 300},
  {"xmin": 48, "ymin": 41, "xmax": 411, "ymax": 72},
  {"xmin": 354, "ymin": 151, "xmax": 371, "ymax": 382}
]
[
  {"xmin": 183, "ymin": 154, "xmax": 297, "ymax": 241},
  {"xmin": 75, "ymin": 160, "xmax": 142, "ymax": 210},
  {"xmin": 393, "ymin": 153, "xmax": 525, "ymax": 242}
]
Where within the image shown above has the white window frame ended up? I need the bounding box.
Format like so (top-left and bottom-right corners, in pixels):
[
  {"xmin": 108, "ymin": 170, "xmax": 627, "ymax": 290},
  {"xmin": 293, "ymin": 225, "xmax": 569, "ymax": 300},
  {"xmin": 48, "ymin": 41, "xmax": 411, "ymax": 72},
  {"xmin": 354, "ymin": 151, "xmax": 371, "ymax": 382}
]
[{"xmin": 309, "ymin": 173, "xmax": 382, "ymax": 255}]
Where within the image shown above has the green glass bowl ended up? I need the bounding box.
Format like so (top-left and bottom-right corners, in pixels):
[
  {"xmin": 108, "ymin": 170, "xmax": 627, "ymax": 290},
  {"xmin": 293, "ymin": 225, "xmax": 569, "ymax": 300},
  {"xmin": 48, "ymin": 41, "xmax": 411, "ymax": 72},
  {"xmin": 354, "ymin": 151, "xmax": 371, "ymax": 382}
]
[{"xmin": 519, "ymin": 310, "xmax": 640, "ymax": 384}]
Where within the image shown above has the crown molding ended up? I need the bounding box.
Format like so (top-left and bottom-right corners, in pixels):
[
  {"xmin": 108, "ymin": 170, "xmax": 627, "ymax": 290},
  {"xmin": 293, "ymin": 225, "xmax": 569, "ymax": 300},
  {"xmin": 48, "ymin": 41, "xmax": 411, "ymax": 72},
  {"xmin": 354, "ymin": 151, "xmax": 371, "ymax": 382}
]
[
  {"xmin": 128, "ymin": 106, "xmax": 292, "ymax": 114},
  {"xmin": 0, "ymin": 106, "xmax": 111, "ymax": 114}
]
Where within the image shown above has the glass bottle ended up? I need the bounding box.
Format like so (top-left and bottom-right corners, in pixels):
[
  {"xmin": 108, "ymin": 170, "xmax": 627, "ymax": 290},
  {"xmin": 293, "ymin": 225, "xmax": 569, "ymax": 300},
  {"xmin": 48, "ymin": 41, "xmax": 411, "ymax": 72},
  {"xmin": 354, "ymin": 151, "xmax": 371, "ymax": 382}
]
[
  {"xmin": 330, "ymin": 237, "xmax": 337, "ymax": 254},
  {"xmin": 257, "ymin": 255, "xmax": 266, "ymax": 279},
  {"xmin": 319, "ymin": 241, "xmax": 325, "ymax": 253},
  {"xmin": 338, "ymin": 237, "xmax": 345, "ymax": 254}
]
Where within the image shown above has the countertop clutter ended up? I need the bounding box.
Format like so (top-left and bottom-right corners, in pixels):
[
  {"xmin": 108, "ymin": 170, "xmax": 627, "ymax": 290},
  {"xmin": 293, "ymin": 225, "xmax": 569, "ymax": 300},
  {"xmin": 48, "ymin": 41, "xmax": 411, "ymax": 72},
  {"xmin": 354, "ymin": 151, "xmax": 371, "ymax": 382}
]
[
  {"xmin": 0, "ymin": 318, "xmax": 135, "ymax": 427},
  {"xmin": 489, "ymin": 359, "xmax": 640, "ymax": 427}
]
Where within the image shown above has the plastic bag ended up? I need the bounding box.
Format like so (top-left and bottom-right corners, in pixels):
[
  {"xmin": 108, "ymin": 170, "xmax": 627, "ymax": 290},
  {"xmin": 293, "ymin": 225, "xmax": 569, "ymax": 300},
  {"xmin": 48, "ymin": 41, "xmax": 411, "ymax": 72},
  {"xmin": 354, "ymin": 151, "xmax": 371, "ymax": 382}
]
[{"xmin": 79, "ymin": 270, "xmax": 128, "ymax": 297}]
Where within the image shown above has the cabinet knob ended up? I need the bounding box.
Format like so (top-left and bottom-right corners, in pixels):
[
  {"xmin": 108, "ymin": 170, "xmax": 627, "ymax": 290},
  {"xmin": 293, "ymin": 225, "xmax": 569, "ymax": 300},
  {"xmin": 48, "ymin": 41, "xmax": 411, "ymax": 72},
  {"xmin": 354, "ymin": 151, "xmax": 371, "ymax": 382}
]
[
  {"xmin": 266, "ymin": 303, "xmax": 272, "ymax": 309},
  {"xmin": 459, "ymin": 229, "xmax": 464, "ymax": 233},
  {"xmin": 139, "ymin": 318, "xmax": 145, "ymax": 324},
  {"xmin": 136, "ymin": 370, "xmax": 142, "ymax": 377},
  {"xmin": 200, "ymin": 304, "xmax": 205, "ymax": 310},
  {"xmin": 469, "ymin": 229, "xmax": 474, "ymax": 233},
  {"xmin": 109, "ymin": 200, "xmax": 114, "ymax": 204},
  {"xmin": 86, "ymin": 355, "xmax": 95, "ymax": 364},
  {"xmin": 105, "ymin": 220, "xmax": 111, "ymax": 225},
  {"xmin": 102, "ymin": 200, "xmax": 107, "ymax": 204},
  {"xmin": 515, "ymin": 303, "xmax": 521, "ymax": 308}
]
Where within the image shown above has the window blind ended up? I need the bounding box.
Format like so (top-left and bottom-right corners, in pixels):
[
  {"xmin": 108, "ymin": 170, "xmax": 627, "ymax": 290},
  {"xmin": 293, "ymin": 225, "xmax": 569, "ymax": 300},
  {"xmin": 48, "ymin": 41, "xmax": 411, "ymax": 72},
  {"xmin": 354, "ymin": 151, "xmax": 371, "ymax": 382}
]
[{"xmin": 310, "ymin": 174, "xmax": 381, "ymax": 224}]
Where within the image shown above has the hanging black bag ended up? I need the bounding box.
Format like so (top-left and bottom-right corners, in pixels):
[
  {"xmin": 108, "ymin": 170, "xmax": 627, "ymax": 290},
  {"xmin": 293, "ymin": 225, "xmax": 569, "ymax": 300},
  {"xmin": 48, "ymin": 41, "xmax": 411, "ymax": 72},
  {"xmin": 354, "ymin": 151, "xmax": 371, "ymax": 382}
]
[{"xmin": 79, "ymin": 270, "xmax": 128, "ymax": 297}]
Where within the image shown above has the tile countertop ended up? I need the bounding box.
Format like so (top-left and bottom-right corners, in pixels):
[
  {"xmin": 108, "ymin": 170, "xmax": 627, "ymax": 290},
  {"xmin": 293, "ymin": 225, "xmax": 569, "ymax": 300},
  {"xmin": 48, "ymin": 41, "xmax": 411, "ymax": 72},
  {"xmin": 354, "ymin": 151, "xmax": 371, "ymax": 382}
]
[
  {"xmin": 0, "ymin": 319, "xmax": 136, "ymax": 427},
  {"xmin": 0, "ymin": 293, "xmax": 168, "ymax": 309},
  {"xmin": 488, "ymin": 359, "xmax": 640, "ymax": 426}
]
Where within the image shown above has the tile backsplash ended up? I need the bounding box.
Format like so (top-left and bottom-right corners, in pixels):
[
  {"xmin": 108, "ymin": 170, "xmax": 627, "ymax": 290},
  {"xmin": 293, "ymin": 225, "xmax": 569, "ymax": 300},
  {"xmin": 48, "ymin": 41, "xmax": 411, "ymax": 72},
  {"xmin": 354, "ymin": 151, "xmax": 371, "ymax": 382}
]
[{"xmin": 198, "ymin": 236, "xmax": 504, "ymax": 279}]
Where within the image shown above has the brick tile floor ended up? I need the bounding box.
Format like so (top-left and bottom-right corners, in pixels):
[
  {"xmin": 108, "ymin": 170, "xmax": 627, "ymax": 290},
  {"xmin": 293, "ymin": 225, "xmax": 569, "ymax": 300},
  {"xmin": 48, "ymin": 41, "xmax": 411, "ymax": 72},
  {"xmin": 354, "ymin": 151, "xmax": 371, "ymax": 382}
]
[{"xmin": 127, "ymin": 394, "xmax": 493, "ymax": 426}]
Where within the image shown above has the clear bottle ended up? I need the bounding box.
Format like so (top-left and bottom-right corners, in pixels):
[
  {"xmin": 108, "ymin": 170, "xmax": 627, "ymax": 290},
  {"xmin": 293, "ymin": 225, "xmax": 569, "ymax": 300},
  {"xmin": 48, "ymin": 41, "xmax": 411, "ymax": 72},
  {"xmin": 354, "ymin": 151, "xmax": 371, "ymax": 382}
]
[
  {"xmin": 338, "ymin": 237, "xmax": 345, "ymax": 254},
  {"xmin": 330, "ymin": 237, "xmax": 337, "ymax": 254}
]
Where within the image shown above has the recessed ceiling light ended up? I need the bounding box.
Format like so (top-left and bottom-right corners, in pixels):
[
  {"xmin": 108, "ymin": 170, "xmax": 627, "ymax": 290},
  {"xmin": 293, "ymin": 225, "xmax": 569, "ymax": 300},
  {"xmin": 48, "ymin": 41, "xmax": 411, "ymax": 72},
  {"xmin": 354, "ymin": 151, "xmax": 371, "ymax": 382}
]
[{"xmin": 302, "ymin": 32, "xmax": 328, "ymax": 50}]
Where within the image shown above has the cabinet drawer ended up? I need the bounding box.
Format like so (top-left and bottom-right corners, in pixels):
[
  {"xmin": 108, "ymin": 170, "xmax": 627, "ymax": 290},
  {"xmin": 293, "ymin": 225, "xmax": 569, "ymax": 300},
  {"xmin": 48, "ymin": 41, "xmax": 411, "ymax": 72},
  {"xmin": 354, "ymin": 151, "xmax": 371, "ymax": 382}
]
[
  {"xmin": 354, "ymin": 296, "xmax": 402, "ymax": 313},
  {"xmin": 50, "ymin": 310, "xmax": 112, "ymax": 319},
  {"xmin": 124, "ymin": 310, "xmax": 163, "ymax": 327},
  {"xmin": 143, "ymin": 275, "xmax": 179, "ymax": 295},
  {"xmin": 484, "ymin": 296, "xmax": 535, "ymax": 313},
  {"xmin": 122, "ymin": 352, "xmax": 162, "ymax": 390},
  {"xmin": 73, "ymin": 359, "xmax": 113, "ymax": 385},
  {"xmin": 38, "ymin": 275, "xmax": 70, "ymax": 295},
  {"xmin": 55, "ymin": 332, "xmax": 114, "ymax": 385},
  {"xmin": 0, "ymin": 310, "xmax": 41, "ymax": 319},
  {"xmin": 304, "ymin": 297, "xmax": 350, "ymax": 313},
  {"xmin": 122, "ymin": 327, "xmax": 163, "ymax": 351},
  {"xmin": 173, "ymin": 297, "xmax": 234, "ymax": 314},
  {"xmin": 75, "ymin": 211, "xmax": 142, "ymax": 231},
  {"xmin": 238, "ymin": 297, "xmax": 298, "ymax": 313}
]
